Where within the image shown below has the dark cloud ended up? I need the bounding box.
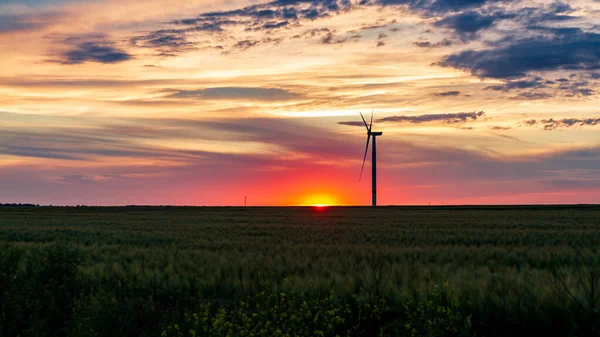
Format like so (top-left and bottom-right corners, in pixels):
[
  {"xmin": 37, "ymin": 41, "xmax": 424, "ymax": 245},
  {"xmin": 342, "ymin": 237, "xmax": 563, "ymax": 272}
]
[
  {"xmin": 292, "ymin": 28, "xmax": 332, "ymax": 38},
  {"xmin": 131, "ymin": 31, "xmax": 195, "ymax": 54},
  {"xmin": 378, "ymin": 111, "xmax": 485, "ymax": 124},
  {"xmin": 439, "ymin": 29, "xmax": 600, "ymax": 79},
  {"xmin": 340, "ymin": 111, "xmax": 485, "ymax": 126},
  {"xmin": 233, "ymin": 39, "xmax": 261, "ymax": 50},
  {"xmin": 516, "ymin": 2, "xmax": 577, "ymax": 24},
  {"xmin": 557, "ymin": 79, "xmax": 596, "ymax": 97},
  {"xmin": 413, "ymin": 38, "xmax": 454, "ymax": 48},
  {"xmin": 166, "ymin": 87, "xmax": 302, "ymax": 101},
  {"xmin": 50, "ymin": 35, "xmax": 131, "ymax": 64},
  {"xmin": 58, "ymin": 43, "xmax": 130, "ymax": 64},
  {"xmin": 513, "ymin": 92, "xmax": 552, "ymax": 100},
  {"xmin": 426, "ymin": 0, "xmax": 491, "ymax": 12},
  {"xmin": 434, "ymin": 11, "xmax": 496, "ymax": 40},
  {"xmin": 365, "ymin": 0, "xmax": 497, "ymax": 13},
  {"xmin": 126, "ymin": 0, "xmax": 358, "ymax": 55},
  {"xmin": 524, "ymin": 118, "xmax": 600, "ymax": 131},
  {"xmin": 59, "ymin": 42, "xmax": 130, "ymax": 64},
  {"xmin": 485, "ymin": 77, "xmax": 547, "ymax": 91},
  {"xmin": 126, "ymin": 0, "xmax": 582, "ymax": 62},
  {"xmin": 434, "ymin": 91, "xmax": 460, "ymax": 96},
  {"xmin": 376, "ymin": 32, "xmax": 387, "ymax": 47},
  {"xmin": 485, "ymin": 76, "xmax": 597, "ymax": 98},
  {"xmin": 195, "ymin": 0, "xmax": 351, "ymax": 26},
  {"xmin": 568, "ymin": 88, "xmax": 594, "ymax": 96},
  {"xmin": 227, "ymin": 37, "xmax": 284, "ymax": 52},
  {"xmin": 245, "ymin": 20, "xmax": 291, "ymax": 31},
  {"xmin": 320, "ymin": 31, "xmax": 361, "ymax": 44}
]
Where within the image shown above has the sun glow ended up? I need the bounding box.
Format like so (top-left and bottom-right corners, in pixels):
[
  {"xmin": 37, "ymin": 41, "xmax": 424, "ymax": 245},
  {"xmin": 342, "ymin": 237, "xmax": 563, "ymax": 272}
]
[{"xmin": 297, "ymin": 193, "xmax": 339, "ymax": 206}]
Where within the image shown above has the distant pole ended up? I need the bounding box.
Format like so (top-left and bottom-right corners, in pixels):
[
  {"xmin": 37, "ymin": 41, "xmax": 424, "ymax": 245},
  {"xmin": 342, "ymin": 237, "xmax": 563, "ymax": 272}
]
[
  {"xmin": 245, "ymin": 196, "xmax": 247, "ymax": 207},
  {"xmin": 372, "ymin": 135, "xmax": 377, "ymax": 207}
]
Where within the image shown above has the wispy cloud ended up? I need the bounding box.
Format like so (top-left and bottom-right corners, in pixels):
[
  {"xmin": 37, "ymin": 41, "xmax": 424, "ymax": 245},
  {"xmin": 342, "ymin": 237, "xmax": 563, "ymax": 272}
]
[
  {"xmin": 0, "ymin": 12, "xmax": 60, "ymax": 33},
  {"xmin": 340, "ymin": 111, "xmax": 485, "ymax": 126},
  {"xmin": 165, "ymin": 87, "xmax": 302, "ymax": 101}
]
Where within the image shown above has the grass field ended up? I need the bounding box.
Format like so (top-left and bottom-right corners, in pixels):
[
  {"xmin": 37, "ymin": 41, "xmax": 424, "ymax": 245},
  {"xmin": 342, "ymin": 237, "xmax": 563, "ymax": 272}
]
[{"xmin": 2, "ymin": 205, "xmax": 600, "ymax": 337}]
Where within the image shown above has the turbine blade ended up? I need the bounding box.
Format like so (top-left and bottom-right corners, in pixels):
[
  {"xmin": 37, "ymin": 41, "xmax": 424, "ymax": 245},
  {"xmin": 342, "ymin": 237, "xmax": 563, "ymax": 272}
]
[
  {"xmin": 360, "ymin": 113, "xmax": 370, "ymax": 132},
  {"xmin": 359, "ymin": 135, "xmax": 370, "ymax": 181},
  {"xmin": 369, "ymin": 108, "xmax": 374, "ymax": 131}
]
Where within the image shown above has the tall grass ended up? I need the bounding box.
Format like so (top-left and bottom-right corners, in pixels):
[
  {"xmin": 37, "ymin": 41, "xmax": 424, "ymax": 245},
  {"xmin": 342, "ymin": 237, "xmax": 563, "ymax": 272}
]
[{"xmin": 1, "ymin": 205, "xmax": 600, "ymax": 336}]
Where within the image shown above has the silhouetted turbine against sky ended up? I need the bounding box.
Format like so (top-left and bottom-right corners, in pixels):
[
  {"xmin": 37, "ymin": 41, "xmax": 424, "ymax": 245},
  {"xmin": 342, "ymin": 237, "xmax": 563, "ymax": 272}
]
[{"xmin": 359, "ymin": 110, "xmax": 383, "ymax": 207}]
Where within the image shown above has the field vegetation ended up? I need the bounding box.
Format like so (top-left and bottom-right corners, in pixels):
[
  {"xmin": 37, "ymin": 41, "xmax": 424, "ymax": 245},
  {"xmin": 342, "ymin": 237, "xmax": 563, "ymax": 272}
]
[{"xmin": 1, "ymin": 205, "xmax": 600, "ymax": 337}]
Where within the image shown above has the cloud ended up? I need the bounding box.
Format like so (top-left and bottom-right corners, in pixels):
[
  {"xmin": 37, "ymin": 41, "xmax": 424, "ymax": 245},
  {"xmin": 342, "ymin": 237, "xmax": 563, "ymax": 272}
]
[
  {"xmin": 50, "ymin": 35, "xmax": 132, "ymax": 64},
  {"xmin": 166, "ymin": 87, "xmax": 302, "ymax": 101},
  {"xmin": 516, "ymin": 2, "xmax": 577, "ymax": 24},
  {"xmin": 0, "ymin": 115, "xmax": 363, "ymax": 170},
  {"xmin": 292, "ymin": 27, "xmax": 332, "ymax": 39},
  {"xmin": 378, "ymin": 111, "xmax": 485, "ymax": 124},
  {"xmin": 485, "ymin": 76, "xmax": 597, "ymax": 98},
  {"xmin": 488, "ymin": 125, "xmax": 511, "ymax": 131},
  {"xmin": 485, "ymin": 77, "xmax": 547, "ymax": 91},
  {"xmin": 367, "ymin": 0, "xmax": 498, "ymax": 13},
  {"xmin": 434, "ymin": 91, "xmax": 460, "ymax": 96},
  {"xmin": 513, "ymin": 92, "xmax": 552, "ymax": 100},
  {"xmin": 58, "ymin": 175, "xmax": 98, "ymax": 183},
  {"xmin": 438, "ymin": 29, "xmax": 600, "ymax": 79},
  {"xmin": 233, "ymin": 39, "xmax": 261, "ymax": 50},
  {"xmin": 340, "ymin": 111, "xmax": 485, "ymax": 126},
  {"xmin": 60, "ymin": 42, "xmax": 131, "ymax": 64},
  {"xmin": 360, "ymin": 19, "xmax": 397, "ymax": 30},
  {"xmin": 245, "ymin": 20, "xmax": 291, "ymax": 31},
  {"xmin": 0, "ymin": 12, "xmax": 59, "ymax": 33},
  {"xmin": 524, "ymin": 118, "xmax": 600, "ymax": 130},
  {"xmin": 3, "ymin": 111, "xmax": 600, "ymax": 205},
  {"xmin": 124, "ymin": 0, "xmax": 582, "ymax": 60},
  {"xmin": 376, "ymin": 32, "xmax": 387, "ymax": 47},
  {"xmin": 320, "ymin": 31, "xmax": 361, "ymax": 44},
  {"xmin": 131, "ymin": 31, "xmax": 196, "ymax": 54},
  {"xmin": 413, "ymin": 38, "xmax": 454, "ymax": 48},
  {"xmin": 425, "ymin": 0, "xmax": 493, "ymax": 12},
  {"xmin": 433, "ymin": 11, "xmax": 496, "ymax": 40}
]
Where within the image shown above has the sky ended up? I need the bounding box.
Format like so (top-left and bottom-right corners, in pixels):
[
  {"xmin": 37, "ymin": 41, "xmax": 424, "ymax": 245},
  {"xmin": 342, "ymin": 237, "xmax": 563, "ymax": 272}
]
[{"xmin": 0, "ymin": 0, "xmax": 599, "ymax": 206}]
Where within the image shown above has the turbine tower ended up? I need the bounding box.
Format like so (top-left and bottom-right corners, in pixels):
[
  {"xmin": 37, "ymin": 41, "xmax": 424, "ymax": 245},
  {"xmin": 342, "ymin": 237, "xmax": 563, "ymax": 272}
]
[{"xmin": 359, "ymin": 110, "xmax": 383, "ymax": 207}]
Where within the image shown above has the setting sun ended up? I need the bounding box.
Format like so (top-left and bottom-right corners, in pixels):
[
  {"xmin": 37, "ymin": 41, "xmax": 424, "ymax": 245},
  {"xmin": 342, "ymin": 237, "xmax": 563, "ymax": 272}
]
[{"xmin": 297, "ymin": 194, "xmax": 339, "ymax": 207}]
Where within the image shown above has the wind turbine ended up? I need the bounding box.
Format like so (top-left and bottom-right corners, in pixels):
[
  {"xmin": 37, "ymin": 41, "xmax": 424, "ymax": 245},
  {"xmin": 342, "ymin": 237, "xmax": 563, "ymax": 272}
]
[{"xmin": 359, "ymin": 110, "xmax": 383, "ymax": 207}]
